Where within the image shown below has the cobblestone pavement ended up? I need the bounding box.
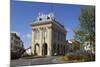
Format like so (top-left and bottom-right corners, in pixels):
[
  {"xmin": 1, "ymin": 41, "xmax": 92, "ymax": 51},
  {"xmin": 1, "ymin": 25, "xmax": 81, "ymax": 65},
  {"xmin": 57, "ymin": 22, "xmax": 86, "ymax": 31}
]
[{"xmin": 10, "ymin": 56, "xmax": 60, "ymax": 67}]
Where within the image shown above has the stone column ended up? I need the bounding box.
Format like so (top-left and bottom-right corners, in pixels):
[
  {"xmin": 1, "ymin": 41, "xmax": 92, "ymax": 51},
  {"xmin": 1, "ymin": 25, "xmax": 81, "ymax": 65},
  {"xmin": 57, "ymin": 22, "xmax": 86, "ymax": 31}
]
[
  {"xmin": 39, "ymin": 28, "xmax": 43, "ymax": 56},
  {"xmin": 47, "ymin": 27, "xmax": 52, "ymax": 56}
]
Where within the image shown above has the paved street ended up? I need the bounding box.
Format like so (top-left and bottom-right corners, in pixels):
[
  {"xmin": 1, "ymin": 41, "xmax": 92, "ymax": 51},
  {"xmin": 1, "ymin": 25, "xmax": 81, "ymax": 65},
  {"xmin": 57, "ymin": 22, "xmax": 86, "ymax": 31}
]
[{"xmin": 11, "ymin": 56, "xmax": 61, "ymax": 67}]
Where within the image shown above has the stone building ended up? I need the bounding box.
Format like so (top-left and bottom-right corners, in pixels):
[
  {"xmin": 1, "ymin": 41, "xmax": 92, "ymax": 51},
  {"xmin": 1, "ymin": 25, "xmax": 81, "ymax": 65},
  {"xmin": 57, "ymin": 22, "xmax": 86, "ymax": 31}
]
[
  {"xmin": 31, "ymin": 13, "xmax": 67, "ymax": 56},
  {"xmin": 11, "ymin": 32, "xmax": 25, "ymax": 59},
  {"xmin": 66, "ymin": 40, "xmax": 74, "ymax": 52},
  {"xmin": 66, "ymin": 39, "xmax": 80, "ymax": 52}
]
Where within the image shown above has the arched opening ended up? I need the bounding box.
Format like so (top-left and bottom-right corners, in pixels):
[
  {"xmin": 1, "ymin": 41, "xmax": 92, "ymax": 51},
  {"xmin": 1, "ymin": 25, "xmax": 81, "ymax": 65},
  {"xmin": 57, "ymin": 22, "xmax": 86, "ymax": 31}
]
[
  {"xmin": 34, "ymin": 43, "xmax": 40, "ymax": 56},
  {"xmin": 60, "ymin": 44, "xmax": 62, "ymax": 55},
  {"xmin": 57, "ymin": 44, "xmax": 60, "ymax": 55},
  {"xmin": 42, "ymin": 43, "xmax": 48, "ymax": 56},
  {"xmin": 53, "ymin": 43, "xmax": 56, "ymax": 55},
  {"xmin": 63, "ymin": 45, "xmax": 66, "ymax": 55}
]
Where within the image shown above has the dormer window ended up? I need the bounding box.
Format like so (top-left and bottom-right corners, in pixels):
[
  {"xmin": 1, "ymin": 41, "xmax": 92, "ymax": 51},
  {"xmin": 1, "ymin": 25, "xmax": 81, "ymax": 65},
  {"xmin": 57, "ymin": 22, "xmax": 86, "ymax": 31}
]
[
  {"xmin": 47, "ymin": 16, "xmax": 50, "ymax": 20},
  {"xmin": 36, "ymin": 13, "xmax": 55, "ymax": 22},
  {"xmin": 39, "ymin": 18, "xmax": 42, "ymax": 21}
]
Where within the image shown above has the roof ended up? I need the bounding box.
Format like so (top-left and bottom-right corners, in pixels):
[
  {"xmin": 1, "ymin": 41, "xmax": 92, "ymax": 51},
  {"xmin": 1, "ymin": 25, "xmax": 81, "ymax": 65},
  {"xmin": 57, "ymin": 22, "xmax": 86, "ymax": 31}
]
[
  {"xmin": 31, "ymin": 13, "xmax": 66, "ymax": 29},
  {"xmin": 11, "ymin": 32, "xmax": 20, "ymax": 40}
]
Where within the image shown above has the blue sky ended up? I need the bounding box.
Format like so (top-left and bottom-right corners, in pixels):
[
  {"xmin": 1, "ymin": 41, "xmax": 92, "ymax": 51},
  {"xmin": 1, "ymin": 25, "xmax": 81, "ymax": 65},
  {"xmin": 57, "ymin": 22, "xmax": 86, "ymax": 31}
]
[{"xmin": 11, "ymin": 0, "xmax": 81, "ymax": 48}]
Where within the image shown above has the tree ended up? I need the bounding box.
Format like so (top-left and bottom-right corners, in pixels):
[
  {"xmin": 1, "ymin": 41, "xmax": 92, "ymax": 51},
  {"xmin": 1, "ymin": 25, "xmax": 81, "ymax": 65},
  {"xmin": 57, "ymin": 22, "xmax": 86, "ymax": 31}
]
[{"xmin": 74, "ymin": 6, "xmax": 95, "ymax": 51}]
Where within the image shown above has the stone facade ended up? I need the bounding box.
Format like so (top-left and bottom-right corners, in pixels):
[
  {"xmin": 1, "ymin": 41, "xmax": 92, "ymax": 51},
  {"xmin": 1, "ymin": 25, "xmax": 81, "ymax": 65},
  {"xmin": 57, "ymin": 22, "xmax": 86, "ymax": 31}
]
[
  {"xmin": 31, "ymin": 13, "xmax": 67, "ymax": 56},
  {"xmin": 11, "ymin": 32, "xmax": 24, "ymax": 59},
  {"xmin": 66, "ymin": 40, "xmax": 80, "ymax": 52}
]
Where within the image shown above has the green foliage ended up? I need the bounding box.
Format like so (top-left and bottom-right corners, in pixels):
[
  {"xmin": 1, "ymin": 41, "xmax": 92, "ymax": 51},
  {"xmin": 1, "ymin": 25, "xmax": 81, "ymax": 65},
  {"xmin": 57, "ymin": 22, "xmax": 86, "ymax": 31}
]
[
  {"xmin": 58, "ymin": 56, "xmax": 68, "ymax": 61},
  {"xmin": 58, "ymin": 51, "xmax": 95, "ymax": 62},
  {"xmin": 74, "ymin": 29, "xmax": 86, "ymax": 43},
  {"xmin": 74, "ymin": 6, "xmax": 95, "ymax": 50},
  {"xmin": 79, "ymin": 6, "xmax": 95, "ymax": 33}
]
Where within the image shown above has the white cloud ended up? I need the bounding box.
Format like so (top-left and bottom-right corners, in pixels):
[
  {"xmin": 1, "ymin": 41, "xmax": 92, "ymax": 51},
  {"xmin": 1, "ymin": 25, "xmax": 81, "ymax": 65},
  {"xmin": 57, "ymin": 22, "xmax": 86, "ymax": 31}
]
[
  {"xmin": 23, "ymin": 33, "xmax": 31, "ymax": 39},
  {"xmin": 67, "ymin": 28, "xmax": 71, "ymax": 32},
  {"xmin": 26, "ymin": 34, "xmax": 31, "ymax": 39},
  {"xmin": 66, "ymin": 27, "xmax": 72, "ymax": 32}
]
